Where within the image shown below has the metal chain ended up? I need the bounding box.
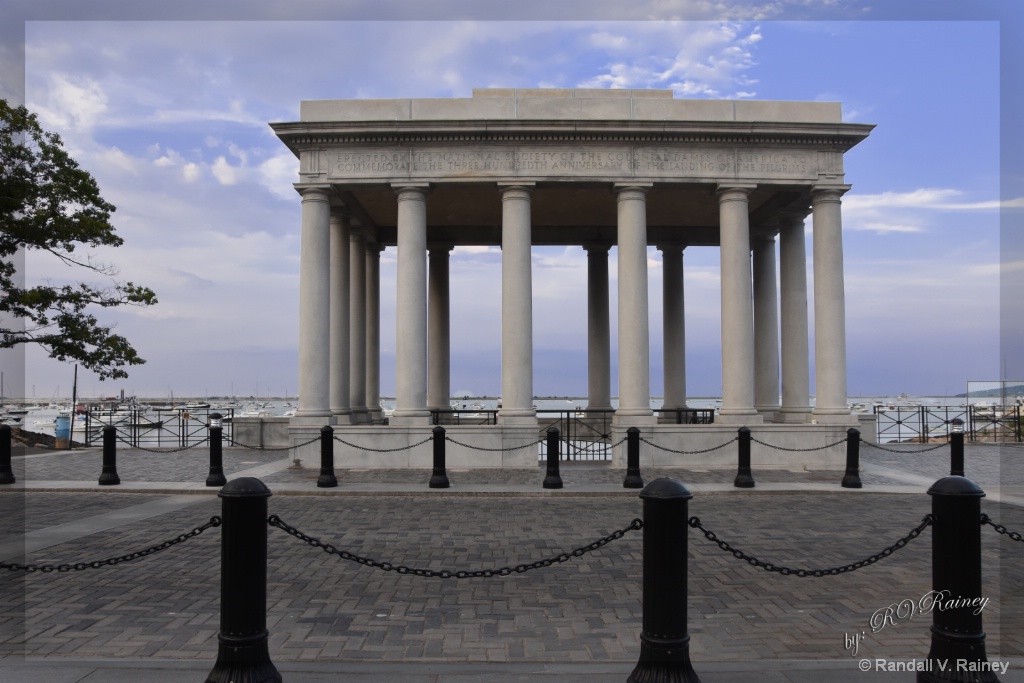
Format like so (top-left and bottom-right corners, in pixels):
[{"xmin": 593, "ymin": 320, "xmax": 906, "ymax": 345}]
[
  {"xmin": 445, "ymin": 436, "xmax": 545, "ymax": 453},
  {"xmin": 225, "ymin": 435, "xmax": 320, "ymax": 452},
  {"xmin": 0, "ymin": 516, "xmax": 222, "ymax": 573},
  {"xmin": 640, "ymin": 436, "xmax": 738, "ymax": 455},
  {"xmin": 114, "ymin": 435, "xmax": 210, "ymax": 453},
  {"xmin": 750, "ymin": 436, "xmax": 848, "ymax": 452},
  {"xmin": 687, "ymin": 514, "xmax": 934, "ymax": 577},
  {"xmin": 333, "ymin": 435, "xmax": 433, "ymax": 452},
  {"xmin": 861, "ymin": 441, "xmax": 948, "ymax": 453},
  {"xmin": 980, "ymin": 514, "xmax": 1024, "ymax": 543},
  {"xmin": 268, "ymin": 514, "xmax": 643, "ymax": 578}
]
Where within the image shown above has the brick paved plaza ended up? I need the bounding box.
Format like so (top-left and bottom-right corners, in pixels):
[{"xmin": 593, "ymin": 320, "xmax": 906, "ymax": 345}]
[{"xmin": 1, "ymin": 440, "xmax": 1022, "ymax": 681}]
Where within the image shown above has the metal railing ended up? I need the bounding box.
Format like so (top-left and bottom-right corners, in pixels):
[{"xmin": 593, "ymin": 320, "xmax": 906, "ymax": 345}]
[
  {"xmin": 537, "ymin": 409, "xmax": 615, "ymax": 461},
  {"xmin": 874, "ymin": 404, "xmax": 1021, "ymax": 443},
  {"xmin": 83, "ymin": 406, "xmax": 234, "ymax": 448}
]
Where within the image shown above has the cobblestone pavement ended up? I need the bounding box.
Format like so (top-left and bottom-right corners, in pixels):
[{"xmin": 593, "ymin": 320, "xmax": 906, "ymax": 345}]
[{"xmin": 1, "ymin": 442, "xmax": 1022, "ymax": 674}]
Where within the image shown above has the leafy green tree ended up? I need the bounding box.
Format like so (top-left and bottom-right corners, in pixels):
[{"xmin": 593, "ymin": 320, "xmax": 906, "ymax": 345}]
[{"xmin": 0, "ymin": 100, "xmax": 157, "ymax": 380}]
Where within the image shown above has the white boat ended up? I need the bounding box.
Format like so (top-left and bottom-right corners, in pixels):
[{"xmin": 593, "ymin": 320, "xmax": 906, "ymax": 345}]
[{"xmin": 33, "ymin": 418, "xmax": 57, "ymax": 428}]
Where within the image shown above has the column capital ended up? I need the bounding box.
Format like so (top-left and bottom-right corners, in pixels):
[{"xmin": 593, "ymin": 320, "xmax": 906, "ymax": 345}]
[
  {"xmin": 613, "ymin": 183, "xmax": 652, "ymax": 198},
  {"xmin": 428, "ymin": 242, "xmax": 455, "ymax": 254},
  {"xmin": 810, "ymin": 183, "xmax": 852, "ymax": 201},
  {"xmin": 295, "ymin": 184, "xmax": 332, "ymax": 200},
  {"xmin": 656, "ymin": 242, "xmax": 687, "ymax": 255},
  {"xmin": 392, "ymin": 183, "xmax": 430, "ymax": 199},
  {"xmin": 716, "ymin": 183, "xmax": 757, "ymax": 199},
  {"xmin": 498, "ymin": 183, "xmax": 534, "ymax": 198},
  {"xmin": 582, "ymin": 241, "xmax": 612, "ymax": 255},
  {"xmin": 777, "ymin": 206, "xmax": 812, "ymax": 225}
]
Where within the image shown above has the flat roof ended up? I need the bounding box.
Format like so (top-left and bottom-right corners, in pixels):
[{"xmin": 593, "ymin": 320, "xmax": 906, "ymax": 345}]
[{"xmin": 300, "ymin": 88, "xmax": 843, "ymax": 125}]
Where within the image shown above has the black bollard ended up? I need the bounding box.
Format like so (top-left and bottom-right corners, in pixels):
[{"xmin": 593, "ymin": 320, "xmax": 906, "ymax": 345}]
[
  {"xmin": 628, "ymin": 478, "xmax": 701, "ymax": 683},
  {"xmin": 429, "ymin": 426, "xmax": 450, "ymax": 488},
  {"xmin": 317, "ymin": 425, "xmax": 337, "ymax": 488},
  {"xmin": 623, "ymin": 426, "xmax": 644, "ymax": 489},
  {"xmin": 206, "ymin": 413, "xmax": 227, "ymax": 487},
  {"xmin": 841, "ymin": 427, "xmax": 863, "ymax": 488},
  {"xmin": 733, "ymin": 426, "xmax": 754, "ymax": 488},
  {"xmin": 543, "ymin": 426, "xmax": 563, "ymax": 489},
  {"xmin": 919, "ymin": 476, "xmax": 996, "ymax": 682},
  {"xmin": 98, "ymin": 426, "xmax": 120, "ymax": 485},
  {"xmin": 0, "ymin": 425, "xmax": 14, "ymax": 484},
  {"xmin": 206, "ymin": 478, "xmax": 281, "ymax": 683},
  {"xmin": 950, "ymin": 424, "xmax": 965, "ymax": 477}
]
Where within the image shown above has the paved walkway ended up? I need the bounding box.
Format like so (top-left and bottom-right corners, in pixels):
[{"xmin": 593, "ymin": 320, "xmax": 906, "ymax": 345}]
[{"xmin": 1, "ymin": 440, "xmax": 1022, "ymax": 681}]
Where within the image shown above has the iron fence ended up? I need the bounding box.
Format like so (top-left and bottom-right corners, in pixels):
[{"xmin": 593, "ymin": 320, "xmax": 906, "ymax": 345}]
[
  {"xmin": 83, "ymin": 406, "xmax": 234, "ymax": 448},
  {"xmin": 873, "ymin": 404, "xmax": 1021, "ymax": 443}
]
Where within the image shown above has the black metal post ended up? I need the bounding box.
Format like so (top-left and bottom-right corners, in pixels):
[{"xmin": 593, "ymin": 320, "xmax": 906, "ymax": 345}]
[
  {"xmin": 628, "ymin": 478, "xmax": 701, "ymax": 683},
  {"xmin": 206, "ymin": 413, "xmax": 227, "ymax": 487},
  {"xmin": 623, "ymin": 426, "xmax": 644, "ymax": 489},
  {"xmin": 543, "ymin": 426, "xmax": 563, "ymax": 489},
  {"xmin": 98, "ymin": 425, "xmax": 120, "ymax": 485},
  {"xmin": 841, "ymin": 427, "xmax": 863, "ymax": 488},
  {"xmin": 206, "ymin": 477, "xmax": 281, "ymax": 683},
  {"xmin": 317, "ymin": 425, "xmax": 337, "ymax": 488},
  {"xmin": 919, "ymin": 476, "xmax": 996, "ymax": 682},
  {"xmin": 0, "ymin": 425, "xmax": 14, "ymax": 484},
  {"xmin": 429, "ymin": 426, "xmax": 450, "ymax": 488},
  {"xmin": 950, "ymin": 426, "xmax": 965, "ymax": 477},
  {"xmin": 733, "ymin": 427, "xmax": 754, "ymax": 488}
]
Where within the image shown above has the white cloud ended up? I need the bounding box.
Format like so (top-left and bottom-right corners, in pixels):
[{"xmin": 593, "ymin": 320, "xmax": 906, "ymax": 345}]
[
  {"xmin": 182, "ymin": 162, "xmax": 202, "ymax": 183},
  {"xmin": 257, "ymin": 153, "xmax": 299, "ymax": 201},
  {"xmin": 211, "ymin": 156, "xmax": 241, "ymax": 185},
  {"xmin": 31, "ymin": 73, "xmax": 109, "ymax": 135}
]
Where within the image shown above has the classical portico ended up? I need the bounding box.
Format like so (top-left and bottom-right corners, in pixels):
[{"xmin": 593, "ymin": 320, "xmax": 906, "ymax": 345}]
[{"xmin": 273, "ymin": 88, "xmax": 872, "ymax": 468}]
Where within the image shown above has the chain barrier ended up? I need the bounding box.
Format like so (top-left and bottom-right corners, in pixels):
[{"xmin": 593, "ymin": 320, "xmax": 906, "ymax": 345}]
[
  {"xmin": 333, "ymin": 435, "xmax": 433, "ymax": 453},
  {"xmin": 268, "ymin": 514, "xmax": 643, "ymax": 578},
  {"xmin": 750, "ymin": 436, "xmax": 848, "ymax": 452},
  {"xmin": 114, "ymin": 434, "xmax": 210, "ymax": 453},
  {"xmin": 639, "ymin": 436, "xmax": 738, "ymax": 455},
  {"xmin": 445, "ymin": 436, "xmax": 545, "ymax": 453},
  {"xmin": 687, "ymin": 514, "xmax": 934, "ymax": 577},
  {"xmin": 980, "ymin": 514, "xmax": 1024, "ymax": 544},
  {"xmin": 861, "ymin": 441, "xmax": 949, "ymax": 454},
  {"xmin": 225, "ymin": 435, "xmax": 320, "ymax": 452},
  {"xmin": 0, "ymin": 516, "xmax": 222, "ymax": 573}
]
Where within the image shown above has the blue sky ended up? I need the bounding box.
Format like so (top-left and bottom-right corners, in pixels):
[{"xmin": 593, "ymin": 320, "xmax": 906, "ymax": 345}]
[{"xmin": 0, "ymin": 1, "xmax": 1020, "ymax": 400}]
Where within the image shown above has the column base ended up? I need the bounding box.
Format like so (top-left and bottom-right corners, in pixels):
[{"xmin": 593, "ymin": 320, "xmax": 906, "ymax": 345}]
[
  {"xmin": 613, "ymin": 412, "xmax": 658, "ymax": 429},
  {"xmin": 809, "ymin": 410, "xmax": 859, "ymax": 426},
  {"xmin": 755, "ymin": 405, "xmax": 780, "ymax": 422},
  {"xmin": 775, "ymin": 408, "xmax": 813, "ymax": 424},
  {"xmin": 390, "ymin": 411, "xmax": 431, "ymax": 427},
  {"xmin": 289, "ymin": 412, "xmax": 334, "ymax": 427},
  {"xmin": 498, "ymin": 411, "xmax": 537, "ymax": 427},
  {"xmin": 716, "ymin": 410, "xmax": 763, "ymax": 425}
]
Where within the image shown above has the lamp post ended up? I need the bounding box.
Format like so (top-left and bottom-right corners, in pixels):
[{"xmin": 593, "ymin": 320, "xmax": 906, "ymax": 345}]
[{"xmin": 949, "ymin": 418, "xmax": 964, "ymax": 477}]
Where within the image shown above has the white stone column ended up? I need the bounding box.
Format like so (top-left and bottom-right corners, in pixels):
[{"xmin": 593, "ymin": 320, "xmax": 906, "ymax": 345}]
[
  {"xmin": 717, "ymin": 185, "xmax": 761, "ymax": 423},
  {"xmin": 777, "ymin": 210, "xmax": 813, "ymax": 423},
  {"xmin": 811, "ymin": 185, "xmax": 856, "ymax": 423},
  {"xmin": 348, "ymin": 228, "xmax": 368, "ymax": 423},
  {"xmin": 295, "ymin": 186, "xmax": 332, "ymax": 420},
  {"xmin": 392, "ymin": 184, "xmax": 431, "ymax": 425},
  {"xmin": 615, "ymin": 184, "xmax": 654, "ymax": 421},
  {"xmin": 498, "ymin": 184, "xmax": 536, "ymax": 424},
  {"xmin": 365, "ymin": 243, "xmax": 383, "ymax": 424},
  {"xmin": 583, "ymin": 243, "xmax": 612, "ymax": 411},
  {"xmin": 428, "ymin": 243, "xmax": 453, "ymax": 415},
  {"xmin": 329, "ymin": 208, "xmax": 352, "ymax": 423},
  {"xmin": 659, "ymin": 243, "xmax": 688, "ymax": 418},
  {"xmin": 752, "ymin": 233, "xmax": 780, "ymax": 419}
]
